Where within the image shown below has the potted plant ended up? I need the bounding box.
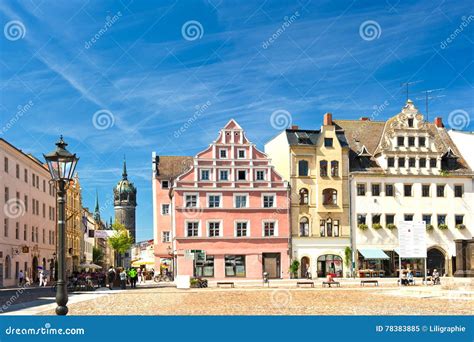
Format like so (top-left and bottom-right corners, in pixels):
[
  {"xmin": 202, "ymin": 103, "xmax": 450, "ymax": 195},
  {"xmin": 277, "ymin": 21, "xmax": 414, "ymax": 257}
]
[
  {"xmin": 386, "ymin": 223, "xmax": 397, "ymax": 230},
  {"xmin": 358, "ymin": 223, "xmax": 368, "ymax": 230},
  {"xmin": 289, "ymin": 260, "xmax": 300, "ymax": 279},
  {"xmin": 456, "ymin": 224, "xmax": 466, "ymax": 230},
  {"xmin": 438, "ymin": 224, "xmax": 448, "ymax": 230},
  {"xmin": 426, "ymin": 224, "xmax": 434, "ymax": 231},
  {"xmin": 372, "ymin": 223, "xmax": 382, "ymax": 230}
]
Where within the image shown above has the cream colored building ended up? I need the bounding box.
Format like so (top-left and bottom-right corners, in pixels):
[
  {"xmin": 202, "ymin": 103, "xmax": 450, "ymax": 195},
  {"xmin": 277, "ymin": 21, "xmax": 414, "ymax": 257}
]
[
  {"xmin": 265, "ymin": 113, "xmax": 351, "ymax": 278},
  {"xmin": 335, "ymin": 100, "xmax": 474, "ymax": 277},
  {"xmin": 0, "ymin": 138, "xmax": 57, "ymax": 287},
  {"xmin": 66, "ymin": 174, "xmax": 82, "ymax": 274}
]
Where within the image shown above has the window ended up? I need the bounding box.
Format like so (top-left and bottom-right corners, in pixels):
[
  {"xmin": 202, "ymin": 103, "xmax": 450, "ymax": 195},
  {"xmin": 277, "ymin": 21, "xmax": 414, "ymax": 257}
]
[
  {"xmin": 225, "ymin": 255, "xmax": 246, "ymax": 277},
  {"xmin": 397, "ymin": 137, "xmax": 405, "ymax": 146},
  {"xmin": 322, "ymin": 188, "xmax": 337, "ymax": 205},
  {"xmin": 161, "ymin": 180, "xmax": 169, "ymax": 189},
  {"xmin": 255, "ymin": 170, "xmax": 265, "ymax": 181},
  {"xmin": 326, "ymin": 218, "xmax": 333, "ymax": 236},
  {"xmin": 194, "ymin": 255, "xmax": 214, "ymax": 277},
  {"xmin": 408, "ymin": 118, "xmax": 414, "ymax": 127},
  {"xmin": 200, "ymin": 170, "xmax": 210, "ymax": 181},
  {"xmin": 299, "ymin": 188, "xmax": 309, "ymax": 205},
  {"xmin": 408, "ymin": 137, "xmax": 415, "ymax": 147},
  {"xmin": 372, "ymin": 214, "xmax": 381, "ymax": 225},
  {"xmin": 371, "ymin": 184, "xmax": 381, "ymax": 196},
  {"xmin": 24, "ymin": 169, "xmax": 28, "ymax": 183},
  {"xmin": 300, "ymin": 217, "xmax": 309, "ymax": 236},
  {"xmin": 237, "ymin": 149, "xmax": 246, "ymax": 159},
  {"xmin": 419, "ymin": 158, "xmax": 426, "ymax": 168},
  {"xmin": 4, "ymin": 218, "xmax": 8, "ymax": 237},
  {"xmin": 404, "ymin": 184, "xmax": 412, "ymax": 197},
  {"xmin": 320, "ymin": 160, "xmax": 328, "ymax": 177},
  {"xmin": 455, "ymin": 215, "xmax": 464, "ymax": 225},
  {"xmin": 331, "ymin": 161, "xmax": 339, "ymax": 177},
  {"xmin": 357, "ymin": 183, "xmax": 366, "ymax": 196},
  {"xmin": 263, "ymin": 195, "xmax": 275, "ymax": 208},
  {"xmin": 4, "ymin": 157, "xmax": 8, "ymax": 172},
  {"xmin": 388, "ymin": 157, "xmax": 395, "ymax": 167},
  {"xmin": 324, "ymin": 138, "xmax": 333, "ymax": 147},
  {"xmin": 436, "ymin": 185, "xmax": 445, "ymax": 197},
  {"xmin": 298, "ymin": 160, "xmax": 309, "ymax": 176},
  {"xmin": 186, "ymin": 221, "xmax": 199, "ymax": 237},
  {"xmin": 237, "ymin": 170, "xmax": 246, "ymax": 181},
  {"xmin": 386, "ymin": 214, "xmax": 395, "ymax": 225},
  {"xmin": 161, "ymin": 204, "xmax": 170, "ymax": 215},
  {"xmin": 15, "ymin": 222, "xmax": 19, "ymax": 239},
  {"xmin": 235, "ymin": 195, "xmax": 247, "ymax": 208},
  {"xmin": 437, "ymin": 214, "xmax": 446, "ymax": 225},
  {"xmin": 357, "ymin": 214, "xmax": 366, "ymax": 225},
  {"xmin": 208, "ymin": 195, "xmax": 221, "ymax": 208},
  {"xmin": 422, "ymin": 214, "xmax": 431, "ymax": 225},
  {"xmin": 422, "ymin": 185, "xmax": 430, "ymax": 197},
  {"xmin": 419, "ymin": 137, "xmax": 426, "ymax": 147},
  {"xmin": 385, "ymin": 184, "xmax": 394, "ymax": 197},
  {"xmin": 404, "ymin": 214, "xmax": 414, "ymax": 221},
  {"xmin": 235, "ymin": 222, "xmax": 248, "ymax": 237},
  {"xmin": 23, "ymin": 224, "xmax": 27, "ymax": 240},
  {"xmin": 208, "ymin": 222, "xmax": 220, "ymax": 237},
  {"xmin": 15, "ymin": 164, "xmax": 19, "ymax": 178},
  {"xmin": 185, "ymin": 194, "xmax": 197, "ymax": 208},
  {"xmin": 454, "ymin": 185, "xmax": 463, "ymax": 198},
  {"xmin": 4, "ymin": 186, "xmax": 8, "ymax": 202},
  {"xmin": 5, "ymin": 255, "xmax": 11, "ymax": 279},
  {"xmin": 220, "ymin": 170, "xmax": 229, "ymax": 181},
  {"xmin": 430, "ymin": 159, "xmax": 437, "ymax": 168},
  {"xmin": 320, "ymin": 219, "xmax": 326, "ymax": 237},
  {"xmin": 263, "ymin": 222, "xmax": 276, "ymax": 236},
  {"xmin": 409, "ymin": 158, "xmax": 416, "ymax": 167},
  {"xmin": 333, "ymin": 220, "xmax": 340, "ymax": 237},
  {"xmin": 219, "ymin": 149, "xmax": 227, "ymax": 159},
  {"xmin": 398, "ymin": 157, "xmax": 405, "ymax": 168}
]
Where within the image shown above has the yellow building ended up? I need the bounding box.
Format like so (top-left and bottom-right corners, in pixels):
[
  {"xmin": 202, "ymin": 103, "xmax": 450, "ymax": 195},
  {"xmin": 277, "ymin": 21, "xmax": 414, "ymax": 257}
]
[
  {"xmin": 65, "ymin": 174, "xmax": 82, "ymax": 274},
  {"xmin": 265, "ymin": 113, "xmax": 351, "ymax": 278}
]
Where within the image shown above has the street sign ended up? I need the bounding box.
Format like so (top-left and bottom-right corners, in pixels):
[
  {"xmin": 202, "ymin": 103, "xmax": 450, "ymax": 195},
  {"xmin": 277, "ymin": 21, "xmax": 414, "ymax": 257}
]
[{"xmin": 398, "ymin": 221, "xmax": 427, "ymax": 258}]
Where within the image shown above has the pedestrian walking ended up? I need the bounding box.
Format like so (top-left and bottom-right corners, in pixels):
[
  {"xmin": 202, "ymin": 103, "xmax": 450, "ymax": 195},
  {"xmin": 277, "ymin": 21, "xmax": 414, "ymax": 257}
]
[
  {"xmin": 128, "ymin": 268, "xmax": 137, "ymax": 288},
  {"xmin": 119, "ymin": 268, "xmax": 127, "ymax": 289},
  {"xmin": 107, "ymin": 266, "xmax": 116, "ymax": 290},
  {"xmin": 18, "ymin": 270, "xmax": 24, "ymax": 286},
  {"xmin": 39, "ymin": 270, "xmax": 46, "ymax": 287},
  {"xmin": 137, "ymin": 268, "xmax": 142, "ymax": 284}
]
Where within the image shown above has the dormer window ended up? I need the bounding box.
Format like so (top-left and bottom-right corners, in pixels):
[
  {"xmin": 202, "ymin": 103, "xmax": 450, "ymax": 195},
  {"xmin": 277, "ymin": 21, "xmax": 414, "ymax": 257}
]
[
  {"xmin": 408, "ymin": 118, "xmax": 414, "ymax": 127},
  {"xmin": 397, "ymin": 137, "xmax": 405, "ymax": 146}
]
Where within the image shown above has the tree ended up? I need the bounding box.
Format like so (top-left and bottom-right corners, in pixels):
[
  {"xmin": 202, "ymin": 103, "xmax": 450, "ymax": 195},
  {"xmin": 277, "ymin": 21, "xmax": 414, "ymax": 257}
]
[
  {"xmin": 93, "ymin": 246, "xmax": 104, "ymax": 265},
  {"xmin": 108, "ymin": 222, "xmax": 133, "ymax": 266}
]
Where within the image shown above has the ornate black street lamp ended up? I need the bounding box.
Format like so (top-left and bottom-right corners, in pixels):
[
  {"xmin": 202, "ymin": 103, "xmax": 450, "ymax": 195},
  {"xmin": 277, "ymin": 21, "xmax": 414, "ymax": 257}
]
[{"xmin": 44, "ymin": 136, "xmax": 79, "ymax": 316}]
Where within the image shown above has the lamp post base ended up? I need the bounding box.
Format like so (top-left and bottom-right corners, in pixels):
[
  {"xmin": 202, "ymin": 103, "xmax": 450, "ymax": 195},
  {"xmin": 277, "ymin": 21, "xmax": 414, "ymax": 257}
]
[{"xmin": 56, "ymin": 306, "xmax": 68, "ymax": 316}]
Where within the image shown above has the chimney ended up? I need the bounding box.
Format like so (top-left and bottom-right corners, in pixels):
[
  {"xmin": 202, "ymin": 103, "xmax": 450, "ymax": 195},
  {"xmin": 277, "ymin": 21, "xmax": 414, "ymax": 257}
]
[
  {"xmin": 291, "ymin": 125, "xmax": 299, "ymax": 130},
  {"xmin": 323, "ymin": 112, "xmax": 333, "ymax": 126},
  {"xmin": 434, "ymin": 117, "xmax": 444, "ymax": 128},
  {"xmin": 360, "ymin": 117, "xmax": 370, "ymax": 121}
]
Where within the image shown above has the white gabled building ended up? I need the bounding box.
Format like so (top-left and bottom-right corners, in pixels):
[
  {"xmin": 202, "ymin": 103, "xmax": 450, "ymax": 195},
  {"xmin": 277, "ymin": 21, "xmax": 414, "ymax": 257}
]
[{"xmin": 334, "ymin": 100, "xmax": 473, "ymax": 277}]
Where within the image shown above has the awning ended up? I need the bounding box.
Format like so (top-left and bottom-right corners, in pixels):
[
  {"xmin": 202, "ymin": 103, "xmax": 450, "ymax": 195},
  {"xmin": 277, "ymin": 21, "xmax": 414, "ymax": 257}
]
[
  {"xmin": 131, "ymin": 259, "xmax": 155, "ymax": 267},
  {"xmin": 358, "ymin": 249, "xmax": 390, "ymax": 259}
]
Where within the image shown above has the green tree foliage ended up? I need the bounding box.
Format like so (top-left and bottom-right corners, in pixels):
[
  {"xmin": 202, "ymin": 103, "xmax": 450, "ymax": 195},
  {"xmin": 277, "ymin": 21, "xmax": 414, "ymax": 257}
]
[
  {"xmin": 93, "ymin": 246, "xmax": 104, "ymax": 264},
  {"xmin": 108, "ymin": 222, "xmax": 133, "ymax": 254}
]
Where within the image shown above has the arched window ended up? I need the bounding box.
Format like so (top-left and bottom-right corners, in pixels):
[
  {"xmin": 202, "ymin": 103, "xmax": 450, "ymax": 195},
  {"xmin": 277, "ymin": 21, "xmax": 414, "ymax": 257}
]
[
  {"xmin": 299, "ymin": 188, "xmax": 309, "ymax": 205},
  {"xmin": 5, "ymin": 255, "xmax": 11, "ymax": 279},
  {"xmin": 320, "ymin": 160, "xmax": 328, "ymax": 177},
  {"xmin": 298, "ymin": 160, "xmax": 309, "ymax": 176},
  {"xmin": 300, "ymin": 217, "xmax": 309, "ymax": 237},
  {"xmin": 317, "ymin": 254, "xmax": 343, "ymax": 277},
  {"xmin": 331, "ymin": 161, "xmax": 339, "ymax": 177},
  {"xmin": 323, "ymin": 188, "xmax": 337, "ymax": 205}
]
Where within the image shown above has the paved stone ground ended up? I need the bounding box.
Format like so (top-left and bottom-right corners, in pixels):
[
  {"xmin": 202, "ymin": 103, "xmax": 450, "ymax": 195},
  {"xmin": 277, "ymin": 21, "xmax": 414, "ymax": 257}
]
[{"xmin": 38, "ymin": 286, "xmax": 473, "ymax": 316}]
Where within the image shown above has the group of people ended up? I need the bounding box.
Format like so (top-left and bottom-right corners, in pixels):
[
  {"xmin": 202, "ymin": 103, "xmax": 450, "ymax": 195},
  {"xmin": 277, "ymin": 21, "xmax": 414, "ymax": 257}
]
[
  {"xmin": 17, "ymin": 269, "xmax": 49, "ymax": 287},
  {"xmin": 107, "ymin": 266, "xmax": 151, "ymax": 290},
  {"xmin": 400, "ymin": 269, "xmax": 440, "ymax": 286}
]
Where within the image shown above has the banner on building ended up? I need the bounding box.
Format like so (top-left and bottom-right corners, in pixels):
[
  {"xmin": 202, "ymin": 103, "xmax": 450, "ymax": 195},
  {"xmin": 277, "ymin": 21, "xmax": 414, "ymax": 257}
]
[
  {"xmin": 93, "ymin": 230, "xmax": 115, "ymax": 239},
  {"xmin": 397, "ymin": 221, "xmax": 427, "ymax": 258}
]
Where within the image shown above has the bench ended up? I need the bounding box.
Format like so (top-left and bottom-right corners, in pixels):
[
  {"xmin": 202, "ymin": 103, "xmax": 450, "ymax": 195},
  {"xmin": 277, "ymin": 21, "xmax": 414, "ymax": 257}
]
[
  {"xmin": 398, "ymin": 279, "xmax": 416, "ymax": 286},
  {"xmin": 217, "ymin": 282, "xmax": 234, "ymax": 288},
  {"xmin": 296, "ymin": 281, "xmax": 314, "ymax": 288},
  {"xmin": 360, "ymin": 280, "xmax": 378, "ymax": 287},
  {"xmin": 322, "ymin": 281, "xmax": 340, "ymax": 288}
]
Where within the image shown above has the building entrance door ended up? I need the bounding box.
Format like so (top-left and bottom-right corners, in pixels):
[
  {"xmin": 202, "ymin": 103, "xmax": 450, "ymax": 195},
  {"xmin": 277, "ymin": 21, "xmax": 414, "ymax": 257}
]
[{"xmin": 262, "ymin": 253, "xmax": 280, "ymax": 279}]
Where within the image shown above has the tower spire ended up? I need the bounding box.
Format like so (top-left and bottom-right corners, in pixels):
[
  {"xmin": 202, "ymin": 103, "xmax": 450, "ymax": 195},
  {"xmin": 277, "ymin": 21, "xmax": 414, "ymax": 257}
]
[
  {"xmin": 122, "ymin": 155, "xmax": 128, "ymax": 180},
  {"xmin": 94, "ymin": 189, "xmax": 101, "ymax": 221}
]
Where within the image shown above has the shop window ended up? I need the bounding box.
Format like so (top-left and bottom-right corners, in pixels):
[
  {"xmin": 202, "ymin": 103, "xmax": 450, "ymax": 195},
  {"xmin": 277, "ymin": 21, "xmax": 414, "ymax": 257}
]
[
  {"xmin": 317, "ymin": 254, "xmax": 343, "ymax": 278},
  {"xmin": 225, "ymin": 255, "xmax": 246, "ymax": 277},
  {"xmin": 194, "ymin": 255, "xmax": 214, "ymax": 277}
]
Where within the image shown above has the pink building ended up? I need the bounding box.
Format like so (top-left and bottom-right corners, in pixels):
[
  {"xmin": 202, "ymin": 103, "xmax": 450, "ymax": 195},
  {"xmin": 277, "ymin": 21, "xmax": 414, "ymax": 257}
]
[{"xmin": 173, "ymin": 120, "xmax": 290, "ymax": 279}]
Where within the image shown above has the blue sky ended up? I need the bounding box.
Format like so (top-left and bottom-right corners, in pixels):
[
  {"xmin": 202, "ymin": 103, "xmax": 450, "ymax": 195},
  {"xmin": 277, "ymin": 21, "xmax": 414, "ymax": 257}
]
[{"xmin": 1, "ymin": 0, "xmax": 473, "ymax": 241}]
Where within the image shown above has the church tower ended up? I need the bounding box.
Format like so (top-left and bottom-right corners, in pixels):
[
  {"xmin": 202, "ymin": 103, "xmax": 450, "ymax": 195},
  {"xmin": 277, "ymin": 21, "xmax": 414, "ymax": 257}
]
[{"xmin": 113, "ymin": 158, "xmax": 137, "ymax": 242}]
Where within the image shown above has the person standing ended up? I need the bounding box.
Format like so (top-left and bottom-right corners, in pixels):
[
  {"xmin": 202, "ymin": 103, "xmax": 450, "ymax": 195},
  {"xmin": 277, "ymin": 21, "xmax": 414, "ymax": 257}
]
[
  {"xmin": 137, "ymin": 268, "xmax": 142, "ymax": 284},
  {"xmin": 107, "ymin": 266, "xmax": 116, "ymax": 290},
  {"xmin": 18, "ymin": 270, "xmax": 24, "ymax": 286},
  {"xmin": 128, "ymin": 268, "xmax": 137, "ymax": 288},
  {"xmin": 119, "ymin": 268, "xmax": 127, "ymax": 289},
  {"xmin": 39, "ymin": 270, "xmax": 45, "ymax": 287}
]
